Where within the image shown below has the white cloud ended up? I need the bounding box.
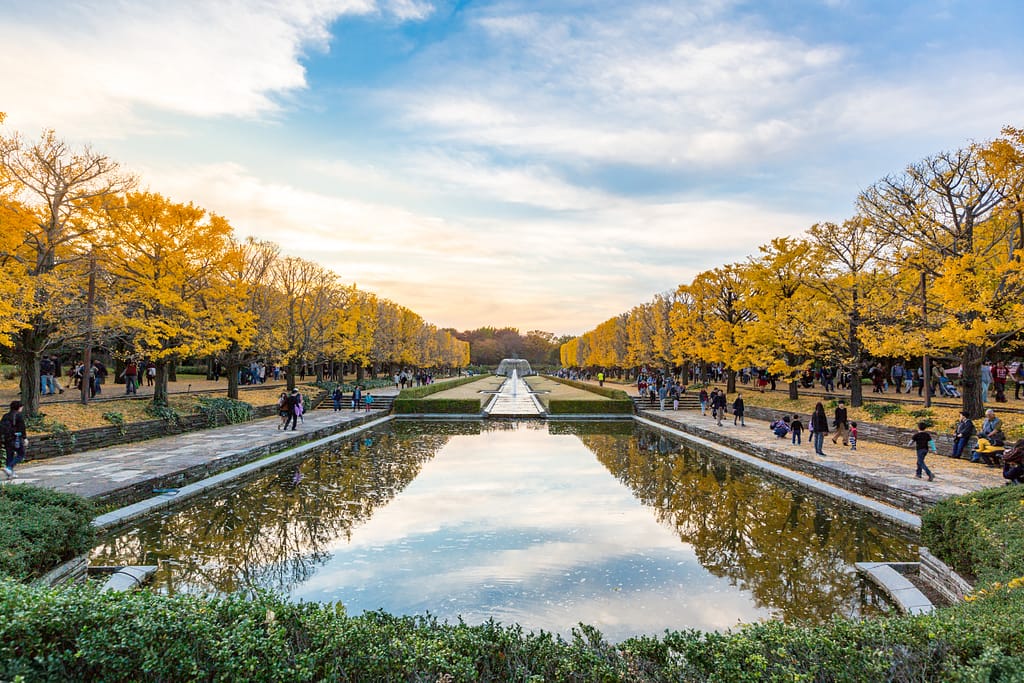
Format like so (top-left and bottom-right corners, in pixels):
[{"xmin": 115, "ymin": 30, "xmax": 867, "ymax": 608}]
[{"xmin": 0, "ymin": 0, "xmax": 421, "ymax": 136}]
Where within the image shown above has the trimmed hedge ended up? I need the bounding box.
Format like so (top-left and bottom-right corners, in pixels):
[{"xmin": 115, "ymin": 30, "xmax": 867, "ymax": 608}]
[
  {"xmin": 0, "ymin": 486, "xmax": 95, "ymax": 582},
  {"xmin": 921, "ymin": 484, "xmax": 1024, "ymax": 585},
  {"xmin": 548, "ymin": 399, "xmax": 634, "ymax": 415},
  {"xmin": 393, "ymin": 398, "xmax": 483, "ymax": 414}
]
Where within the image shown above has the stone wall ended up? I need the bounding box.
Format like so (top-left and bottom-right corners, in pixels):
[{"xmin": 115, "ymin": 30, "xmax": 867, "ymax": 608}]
[
  {"xmin": 28, "ymin": 392, "xmax": 325, "ymax": 461},
  {"xmin": 640, "ymin": 410, "xmax": 942, "ymax": 514},
  {"xmin": 920, "ymin": 546, "xmax": 973, "ymax": 604}
]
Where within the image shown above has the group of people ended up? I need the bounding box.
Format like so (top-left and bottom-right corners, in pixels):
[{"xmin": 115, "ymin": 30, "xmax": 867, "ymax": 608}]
[
  {"xmin": 766, "ymin": 401, "xmax": 861, "ymax": 459},
  {"xmin": 951, "ymin": 408, "xmax": 1023, "ymax": 484},
  {"xmin": 329, "ymin": 385, "xmax": 375, "ymax": 412}
]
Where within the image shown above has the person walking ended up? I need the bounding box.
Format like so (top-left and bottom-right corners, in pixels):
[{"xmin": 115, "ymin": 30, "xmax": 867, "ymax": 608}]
[
  {"xmin": 713, "ymin": 390, "xmax": 727, "ymax": 426},
  {"xmin": 909, "ymin": 421, "xmax": 936, "ymax": 481},
  {"xmin": 276, "ymin": 392, "xmax": 291, "ymax": 430},
  {"xmin": 981, "ymin": 363, "xmax": 993, "ymax": 404},
  {"xmin": 791, "ymin": 415, "xmax": 803, "ymax": 445},
  {"xmin": 122, "ymin": 360, "xmax": 139, "ymax": 395},
  {"xmin": 284, "ymin": 389, "xmax": 301, "ymax": 430},
  {"xmin": 2, "ymin": 400, "xmax": 27, "ymax": 479},
  {"xmin": 658, "ymin": 384, "xmax": 667, "ymax": 411},
  {"xmin": 331, "ymin": 386, "xmax": 344, "ymax": 411},
  {"xmin": 831, "ymin": 400, "xmax": 849, "ymax": 446},
  {"xmin": 732, "ymin": 393, "xmax": 745, "ymax": 426},
  {"xmin": 699, "ymin": 388, "xmax": 708, "ymax": 416},
  {"xmin": 810, "ymin": 402, "xmax": 829, "ymax": 456},
  {"xmin": 891, "ymin": 362, "xmax": 905, "ymax": 394}
]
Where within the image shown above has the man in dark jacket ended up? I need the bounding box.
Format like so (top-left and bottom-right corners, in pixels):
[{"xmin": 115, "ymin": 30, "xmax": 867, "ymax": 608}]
[
  {"xmin": 2, "ymin": 400, "xmax": 27, "ymax": 479},
  {"xmin": 952, "ymin": 411, "xmax": 975, "ymax": 459},
  {"xmin": 831, "ymin": 400, "xmax": 849, "ymax": 446}
]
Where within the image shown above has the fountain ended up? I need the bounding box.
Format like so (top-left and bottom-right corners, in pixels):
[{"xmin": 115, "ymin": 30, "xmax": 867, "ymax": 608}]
[
  {"xmin": 485, "ymin": 366, "xmax": 542, "ymax": 417},
  {"xmin": 495, "ymin": 358, "xmax": 533, "ymax": 377}
]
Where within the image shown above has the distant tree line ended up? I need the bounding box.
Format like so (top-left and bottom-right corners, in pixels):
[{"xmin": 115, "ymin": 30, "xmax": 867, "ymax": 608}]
[{"xmin": 452, "ymin": 327, "xmax": 573, "ymax": 368}]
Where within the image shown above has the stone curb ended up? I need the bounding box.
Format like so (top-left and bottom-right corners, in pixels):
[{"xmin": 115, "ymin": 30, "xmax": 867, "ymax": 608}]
[
  {"xmin": 635, "ymin": 416, "xmax": 921, "ymax": 531},
  {"xmin": 93, "ymin": 415, "xmax": 395, "ymax": 531},
  {"xmin": 855, "ymin": 562, "xmax": 934, "ymax": 615}
]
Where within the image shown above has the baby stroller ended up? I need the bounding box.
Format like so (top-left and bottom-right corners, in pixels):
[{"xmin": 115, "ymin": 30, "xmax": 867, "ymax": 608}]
[{"xmin": 937, "ymin": 375, "xmax": 960, "ymax": 398}]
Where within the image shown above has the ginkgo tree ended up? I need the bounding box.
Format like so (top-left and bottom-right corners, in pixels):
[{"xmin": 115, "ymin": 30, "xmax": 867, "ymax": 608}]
[
  {"xmin": 101, "ymin": 192, "xmax": 249, "ymax": 406},
  {"xmin": 0, "ymin": 125, "xmax": 131, "ymax": 415}
]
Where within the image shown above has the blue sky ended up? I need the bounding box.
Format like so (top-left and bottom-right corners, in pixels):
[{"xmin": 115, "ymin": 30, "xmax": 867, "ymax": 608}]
[{"xmin": 2, "ymin": 0, "xmax": 1023, "ymax": 335}]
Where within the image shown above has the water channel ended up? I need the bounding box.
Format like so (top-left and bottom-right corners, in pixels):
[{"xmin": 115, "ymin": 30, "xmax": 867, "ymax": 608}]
[{"xmin": 91, "ymin": 420, "xmax": 916, "ymax": 641}]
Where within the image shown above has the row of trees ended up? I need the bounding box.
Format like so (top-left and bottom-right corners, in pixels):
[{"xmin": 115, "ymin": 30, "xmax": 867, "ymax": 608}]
[
  {"xmin": 562, "ymin": 126, "xmax": 1024, "ymax": 417},
  {"xmin": 452, "ymin": 327, "xmax": 572, "ymax": 367},
  {"xmin": 0, "ymin": 114, "xmax": 469, "ymax": 417}
]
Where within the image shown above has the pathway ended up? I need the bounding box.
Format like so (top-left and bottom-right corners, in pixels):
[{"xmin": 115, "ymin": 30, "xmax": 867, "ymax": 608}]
[{"xmin": 486, "ymin": 375, "xmax": 543, "ymax": 417}]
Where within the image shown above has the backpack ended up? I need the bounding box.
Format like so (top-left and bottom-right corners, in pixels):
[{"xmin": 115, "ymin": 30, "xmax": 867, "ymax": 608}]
[{"xmin": 0, "ymin": 412, "xmax": 15, "ymax": 444}]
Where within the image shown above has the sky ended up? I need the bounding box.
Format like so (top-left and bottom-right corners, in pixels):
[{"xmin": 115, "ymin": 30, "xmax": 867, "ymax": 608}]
[{"xmin": 2, "ymin": 0, "xmax": 1023, "ymax": 336}]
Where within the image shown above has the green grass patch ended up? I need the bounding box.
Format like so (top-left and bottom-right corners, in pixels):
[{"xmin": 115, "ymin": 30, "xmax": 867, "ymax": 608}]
[
  {"xmin": 195, "ymin": 397, "xmax": 255, "ymax": 426},
  {"xmin": 0, "ymin": 485, "xmax": 95, "ymax": 582},
  {"xmin": 397, "ymin": 374, "xmax": 488, "ymax": 399},
  {"xmin": 544, "ymin": 375, "xmax": 632, "ymax": 401}
]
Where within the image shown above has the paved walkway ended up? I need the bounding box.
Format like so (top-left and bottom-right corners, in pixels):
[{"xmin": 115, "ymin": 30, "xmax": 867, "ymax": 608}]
[
  {"xmin": 486, "ymin": 375, "xmax": 543, "ymax": 416},
  {"xmin": 5, "ymin": 405, "xmax": 394, "ymax": 503},
  {"xmin": 636, "ymin": 407, "xmax": 1005, "ymax": 507}
]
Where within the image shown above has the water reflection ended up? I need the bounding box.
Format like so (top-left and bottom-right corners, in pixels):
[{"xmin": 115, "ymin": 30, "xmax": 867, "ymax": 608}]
[{"xmin": 92, "ymin": 420, "xmax": 914, "ymax": 640}]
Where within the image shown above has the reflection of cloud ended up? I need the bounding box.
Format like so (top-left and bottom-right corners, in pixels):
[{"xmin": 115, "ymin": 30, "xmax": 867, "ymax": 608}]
[{"xmin": 290, "ymin": 427, "xmax": 772, "ymax": 638}]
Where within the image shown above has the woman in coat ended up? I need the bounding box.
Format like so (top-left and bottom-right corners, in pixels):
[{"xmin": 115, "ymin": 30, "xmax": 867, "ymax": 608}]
[{"xmin": 810, "ymin": 402, "xmax": 829, "ymax": 456}]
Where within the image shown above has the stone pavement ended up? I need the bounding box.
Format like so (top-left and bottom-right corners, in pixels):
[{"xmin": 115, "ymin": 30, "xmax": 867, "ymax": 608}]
[
  {"xmin": 4, "ymin": 405, "xmax": 393, "ymax": 504},
  {"xmin": 637, "ymin": 406, "xmax": 1006, "ymax": 512}
]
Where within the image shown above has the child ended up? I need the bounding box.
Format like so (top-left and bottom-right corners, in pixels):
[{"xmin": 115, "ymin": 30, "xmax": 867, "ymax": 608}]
[
  {"xmin": 791, "ymin": 415, "xmax": 803, "ymax": 445},
  {"xmin": 849, "ymin": 421, "xmax": 858, "ymax": 451},
  {"xmin": 908, "ymin": 420, "xmax": 936, "ymax": 481},
  {"xmin": 364, "ymin": 393, "xmax": 375, "ymax": 412}
]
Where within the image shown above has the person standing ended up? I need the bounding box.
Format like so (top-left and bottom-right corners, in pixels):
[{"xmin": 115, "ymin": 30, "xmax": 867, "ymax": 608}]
[
  {"xmin": 732, "ymin": 393, "xmax": 745, "ymax": 426},
  {"xmin": 810, "ymin": 402, "xmax": 829, "ymax": 456},
  {"xmin": 1015, "ymin": 360, "xmax": 1024, "ymax": 401},
  {"xmin": 122, "ymin": 360, "xmax": 139, "ymax": 395},
  {"xmin": 331, "ymin": 386, "xmax": 344, "ymax": 411},
  {"xmin": 658, "ymin": 383, "xmax": 667, "ymax": 411},
  {"xmin": 352, "ymin": 385, "xmax": 362, "ymax": 411},
  {"xmin": 713, "ymin": 390, "xmax": 727, "ymax": 426},
  {"xmin": 849, "ymin": 422, "xmax": 858, "ymax": 451},
  {"xmin": 980, "ymin": 363, "xmax": 993, "ymax": 404},
  {"xmin": 831, "ymin": 400, "xmax": 849, "ymax": 446},
  {"xmin": 791, "ymin": 415, "xmax": 803, "ymax": 445},
  {"xmin": 891, "ymin": 362, "xmax": 905, "ymax": 394},
  {"xmin": 951, "ymin": 411, "xmax": 975, "ymax": 459},
  {"xmin": 2, "ymin": 401, "xmax": 27, "ymax": 479},
  {"xmin": 699, "ymin": 388, "xmax": 708, "ymax": 416},
  {"xmin": 597, "ymin": 371, "xmax": 605, "ymax": 387},
  {"xmin": 909, "ymin": 421, "xmax": 936, "ymax": 481},
  {"xmin": 39, "ymin": 355, "xmax": 54, "ymax": 395},
  {"xmin": 993, "ymin": 361, "xmax": 1009, "ymax": 402}
]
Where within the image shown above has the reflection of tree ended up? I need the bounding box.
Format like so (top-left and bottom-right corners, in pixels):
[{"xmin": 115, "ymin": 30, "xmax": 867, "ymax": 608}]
[
  {"xmin": 573, "ymin": 425, "xmax": 915, "ymax": 623},
  {"xmin": 91, "ymin": 423, "xmax": 476, "ymax": 595}
]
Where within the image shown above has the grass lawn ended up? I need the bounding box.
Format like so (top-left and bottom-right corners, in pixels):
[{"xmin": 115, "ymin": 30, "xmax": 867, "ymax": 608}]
[
  {"xmin": 524, "ymin": 375, "xmax": 612, "ymax": 410},
  {"xmin": 423, "ymin": 375, "xmax": 504, "ymax": 399}
]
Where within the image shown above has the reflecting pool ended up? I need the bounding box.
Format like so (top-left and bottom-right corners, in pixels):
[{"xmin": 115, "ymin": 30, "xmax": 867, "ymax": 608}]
[{"xmin": 92, "ymin": 420, "xmax": 916, "ymax": 640}]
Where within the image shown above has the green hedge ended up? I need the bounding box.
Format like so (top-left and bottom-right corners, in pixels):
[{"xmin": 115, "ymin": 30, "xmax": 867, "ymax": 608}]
[
  {"xmin": 393, "ymin": 398, "xmax": 482, "ymax": 414},
  {"xmin": 397, "ymin": 374, "xmax": 487, "ymax": 399},
  {"xmin": 3, "ymin": 575, "xmax": 1024, "ymax": 681},
  {"xmin": 544, "ymin": 375, "xmax": 632, "ymax": 401},
  {"xmin": 547, "ymin": 399, "xmax": 634, "ymax": 415},
  {"xmin": 921, "ymin": 485, "xmax": 1024, "ymax": 585},
  {"xmin": 0, "ymin": 486, "xmax": 95, "ymax": 582}
]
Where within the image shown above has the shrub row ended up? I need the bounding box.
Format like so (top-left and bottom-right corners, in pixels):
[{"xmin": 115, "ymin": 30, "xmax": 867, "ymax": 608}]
[
  {"xmin": 2, "ymin": 576, "xmax": 1024, "ymax": 681},
  {"xmin": 921, "ymin": 484, "xmax": 1024, "ymax": 585},
  {"xmin": 547, "ymin": 399, "xmax": 634, "ymax": 415},
  {"xmin": 0, "ymin": 486, "xmax": 95, "ymax": 582},
  {"xmin": 393, "ymin": 398, "xmax": 483, "ymax": 414}
]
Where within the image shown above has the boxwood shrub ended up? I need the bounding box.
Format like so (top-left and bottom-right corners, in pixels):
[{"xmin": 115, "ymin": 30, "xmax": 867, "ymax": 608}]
[
  {"xmin": 547, "ymin": 399, "xmax": 634, "ymax": 415},
  {"xmin": 393, "ymin": 398, "xmax": 483, "ymax": 414},
  {"xmin": 0, "ymin": 485, "xmax": 95, "ymax": 582}
]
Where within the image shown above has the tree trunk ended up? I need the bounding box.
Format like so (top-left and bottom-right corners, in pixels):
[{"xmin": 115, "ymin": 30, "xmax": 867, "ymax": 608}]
[
  {"xmin": 169, "ymin": 360, "xmax": 178, "ymax": 382},
  {"xmin": 850, "ymin": 368, "xmax": 863, "ymax": 408},
  {"xmin": 16, "ymin": 329, "xmax": 43, "ymax": 418},
  {"xmin": 287, "ymin": 359, "xmax": 296, "ymax": 392},
  {"xmin": 726, "ymin": 369, "xmax": 736, "ymax": 394},
  {"xmin": 227, "ymin": 361, "xmax": 240, "ymax": 400},
  {"xmin": 153, "ymin": 361, "xmax": 170, "ymax": 406},
  {"xmin": 357, "ymin": 364, "xmax": 365, "ymax": 382},
  {"xmin": 961, "ymin": 344, "xmax": 985, "ymax": 419},
  {"xmin": 788, "ymin": 380, "xmax": 799, "ymax": 400}
]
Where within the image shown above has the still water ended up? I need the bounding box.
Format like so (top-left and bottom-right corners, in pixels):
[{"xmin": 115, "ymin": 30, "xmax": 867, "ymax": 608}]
[{"xmin": 92, "ymin": 420, "xmax": 915, "ymax": 640}]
